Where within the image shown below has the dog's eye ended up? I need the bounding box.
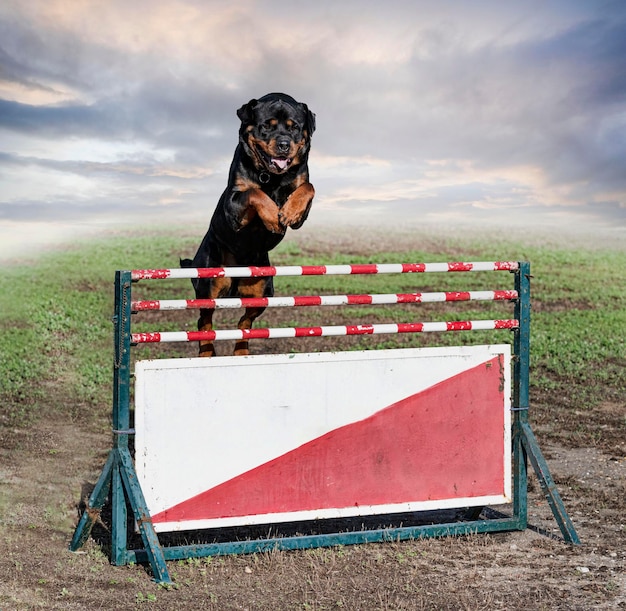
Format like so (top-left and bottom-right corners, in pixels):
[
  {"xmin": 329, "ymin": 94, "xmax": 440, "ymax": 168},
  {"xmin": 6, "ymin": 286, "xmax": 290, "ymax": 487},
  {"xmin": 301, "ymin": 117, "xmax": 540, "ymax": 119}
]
[
  {"xmin": 287, "ymin": 122, "xmax": 300, "ymax": 133},
  {"xmin": 258, "ymin": 122, "xmax": 274, "ymax": 137}
]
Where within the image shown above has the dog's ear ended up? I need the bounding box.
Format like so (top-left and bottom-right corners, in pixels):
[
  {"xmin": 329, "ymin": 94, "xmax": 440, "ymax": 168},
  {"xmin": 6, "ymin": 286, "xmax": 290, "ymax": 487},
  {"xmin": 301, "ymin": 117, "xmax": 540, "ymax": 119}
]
[
  {"xmin": 303, "ymin": 104, "xmax": 316, "ymax": 136},
  {"xmin": 237, "ymin": 99, "xmax": 258, "ymax": 125}
]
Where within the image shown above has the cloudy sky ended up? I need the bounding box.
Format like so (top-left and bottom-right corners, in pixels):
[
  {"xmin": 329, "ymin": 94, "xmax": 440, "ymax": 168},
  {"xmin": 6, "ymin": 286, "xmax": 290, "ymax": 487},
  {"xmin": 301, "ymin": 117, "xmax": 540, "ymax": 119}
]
[{"xmin": 1, "ymin": 0, "xmax": 625, "ymax": 259}]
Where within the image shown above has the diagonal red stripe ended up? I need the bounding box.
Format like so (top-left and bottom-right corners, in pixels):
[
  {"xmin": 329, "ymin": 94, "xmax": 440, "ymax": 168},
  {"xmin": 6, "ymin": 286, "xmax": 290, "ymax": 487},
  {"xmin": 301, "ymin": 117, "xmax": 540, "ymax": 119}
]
[{"xmin": 151, "ymin": 357, "xmax": 506, "ymax": 524}]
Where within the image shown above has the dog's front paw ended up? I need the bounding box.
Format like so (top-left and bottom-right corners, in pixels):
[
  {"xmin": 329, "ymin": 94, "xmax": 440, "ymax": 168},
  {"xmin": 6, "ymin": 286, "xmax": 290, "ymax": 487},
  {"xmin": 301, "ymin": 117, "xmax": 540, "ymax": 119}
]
[
  {"xmin": 266, "ymin": 216, "xmax": 287, "ymax": 234},
  {"xmin": 278, "ymin": 183, "xmax": 314, "ymax": 229},
  {"xmin": 278, "ymin": 205, "xmax": 302, "ymax": 229},
  {"xmin": 256, "ymin": 203, "xmax": 286, "ymax": 234}
]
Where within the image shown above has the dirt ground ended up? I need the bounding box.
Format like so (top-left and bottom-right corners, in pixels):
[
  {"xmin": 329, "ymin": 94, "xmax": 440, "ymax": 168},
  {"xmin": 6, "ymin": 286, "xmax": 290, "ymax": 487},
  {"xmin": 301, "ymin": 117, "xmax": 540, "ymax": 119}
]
[
  {"xmin": 1, "ymin": 228, "xmax": 625, "ymax": 610},
  {"xmin": 1, "ymin": 403, "xmax": 624, "ymax": 610}
]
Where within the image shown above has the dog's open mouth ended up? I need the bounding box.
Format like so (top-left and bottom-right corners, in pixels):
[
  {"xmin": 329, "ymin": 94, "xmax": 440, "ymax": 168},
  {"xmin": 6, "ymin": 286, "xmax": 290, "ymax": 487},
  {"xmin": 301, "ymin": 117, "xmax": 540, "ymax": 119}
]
[{"xmin": 269, "ymin": 157, "xmax": 292, "ymax": 172}]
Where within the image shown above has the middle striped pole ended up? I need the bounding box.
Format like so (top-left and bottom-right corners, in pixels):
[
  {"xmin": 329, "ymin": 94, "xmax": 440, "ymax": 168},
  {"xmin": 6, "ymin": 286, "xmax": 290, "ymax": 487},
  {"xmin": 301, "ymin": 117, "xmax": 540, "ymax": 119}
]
[{"xmin": 132, "ymin": 290, "xmax": 518, "ymax": 311}]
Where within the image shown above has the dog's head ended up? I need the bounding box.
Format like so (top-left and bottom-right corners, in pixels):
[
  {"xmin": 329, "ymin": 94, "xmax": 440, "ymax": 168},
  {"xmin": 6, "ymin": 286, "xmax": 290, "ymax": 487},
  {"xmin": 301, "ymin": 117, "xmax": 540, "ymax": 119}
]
[{"xmin": 237, "ymin": 93, "xmax": 315, "ymax": 175}]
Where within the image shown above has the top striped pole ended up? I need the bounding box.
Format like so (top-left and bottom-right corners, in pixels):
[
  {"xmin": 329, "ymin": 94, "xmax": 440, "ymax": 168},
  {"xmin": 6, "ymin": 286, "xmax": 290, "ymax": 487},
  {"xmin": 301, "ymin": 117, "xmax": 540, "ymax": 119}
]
[{"xmin": 131, "ymin": 261, "xmax": 519, "ymax": 281}]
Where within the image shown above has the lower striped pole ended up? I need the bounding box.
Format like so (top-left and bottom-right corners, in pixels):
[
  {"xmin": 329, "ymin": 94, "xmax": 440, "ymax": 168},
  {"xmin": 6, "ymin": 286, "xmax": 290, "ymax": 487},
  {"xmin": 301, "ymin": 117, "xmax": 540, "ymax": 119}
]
[{"xmin": 132, "ymin": 319, "xmax": 518, "ymax": 344}]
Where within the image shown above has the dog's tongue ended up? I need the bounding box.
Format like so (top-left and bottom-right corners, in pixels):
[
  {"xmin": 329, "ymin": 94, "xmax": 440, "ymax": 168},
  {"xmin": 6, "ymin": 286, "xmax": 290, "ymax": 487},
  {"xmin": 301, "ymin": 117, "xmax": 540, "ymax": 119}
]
[{"xmin": 272, "ymin": 158, "xmax": 290, "ymax": 170}]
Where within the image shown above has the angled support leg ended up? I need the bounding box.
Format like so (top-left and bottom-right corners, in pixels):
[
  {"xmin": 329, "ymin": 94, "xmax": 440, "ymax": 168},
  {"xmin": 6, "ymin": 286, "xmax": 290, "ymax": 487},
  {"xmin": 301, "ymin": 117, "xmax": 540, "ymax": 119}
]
[
  {"xmin": 69, "ymin": 449, "xmax": 172, "ymax": 583},
  {"xmin": 520, "ymin": 422, "xmax": 580, "ymax": 545},
  {"xmin": 69, "ymin": 450, "xmax": 115, "ymax": 551},
  {"xmin": 117, "ymin": 448, "xmax": 172, "ymax": 584}
]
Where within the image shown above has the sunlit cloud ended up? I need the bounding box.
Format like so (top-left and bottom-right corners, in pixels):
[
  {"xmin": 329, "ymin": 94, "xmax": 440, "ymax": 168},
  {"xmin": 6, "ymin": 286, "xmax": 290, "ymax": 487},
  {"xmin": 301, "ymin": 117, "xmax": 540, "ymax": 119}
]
[{"xmin": 0, "ymin": 1, "xmax": 625, "ymax": 261}]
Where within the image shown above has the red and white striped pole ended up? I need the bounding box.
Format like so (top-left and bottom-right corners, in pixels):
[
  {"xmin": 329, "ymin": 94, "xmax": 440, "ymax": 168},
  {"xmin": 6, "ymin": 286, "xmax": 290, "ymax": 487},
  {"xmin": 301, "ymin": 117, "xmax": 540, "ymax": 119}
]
[
  {"xmin": 132, "ymin": 319, "xmax": 519, "ymax": 344},
  {"xmin": 131, "ymin": 261, "xmax": 519, "ymax": 281},
  {"xmin": 131, "ymin": 290, "xmax": 518, "ymax": 312},
  {"xmin": 129, "ymin": 261, "xmax": 519, "ymax": 344}
]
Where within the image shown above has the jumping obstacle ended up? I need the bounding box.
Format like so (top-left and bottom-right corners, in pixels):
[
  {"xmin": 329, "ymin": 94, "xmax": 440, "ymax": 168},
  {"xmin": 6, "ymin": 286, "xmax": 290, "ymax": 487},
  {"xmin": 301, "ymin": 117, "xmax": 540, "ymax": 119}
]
[{"xmin": 69, "ymin": 260, "xmax": 579, "ymax": 584}]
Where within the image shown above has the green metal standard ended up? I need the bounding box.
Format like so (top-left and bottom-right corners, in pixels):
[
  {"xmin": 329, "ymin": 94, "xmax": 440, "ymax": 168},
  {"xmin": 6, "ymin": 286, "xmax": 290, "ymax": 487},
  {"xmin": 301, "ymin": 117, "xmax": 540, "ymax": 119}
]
[
  {"xmin": 69, "ymin": 262, "xmax": 579, "ymax": 584},
  {"xmin": 69, "ymin": 271, "xmax": 172, "ymax": 583},
  {"xmin": 512, "ymin": 262, "xmax": 580, "ymax": 545}
]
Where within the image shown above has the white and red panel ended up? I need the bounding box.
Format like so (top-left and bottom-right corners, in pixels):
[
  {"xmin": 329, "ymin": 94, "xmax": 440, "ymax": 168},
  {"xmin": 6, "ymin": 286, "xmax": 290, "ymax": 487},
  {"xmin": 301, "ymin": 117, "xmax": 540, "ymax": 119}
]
[{"xmin": 134, "ymin": 345, "xmax": 511, "ymax": 533}]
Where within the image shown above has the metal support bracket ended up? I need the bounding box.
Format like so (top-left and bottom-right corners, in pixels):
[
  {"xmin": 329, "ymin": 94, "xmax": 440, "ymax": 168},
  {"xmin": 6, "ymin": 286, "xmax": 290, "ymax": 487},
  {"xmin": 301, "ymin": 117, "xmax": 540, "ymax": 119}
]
[
  {"xmin": 520, "ymin": 422, "xmax": 581, "ymax": 544},
  {"xmin": 69, "ymin": 448, "xmax": 172, "ymax": 584}
]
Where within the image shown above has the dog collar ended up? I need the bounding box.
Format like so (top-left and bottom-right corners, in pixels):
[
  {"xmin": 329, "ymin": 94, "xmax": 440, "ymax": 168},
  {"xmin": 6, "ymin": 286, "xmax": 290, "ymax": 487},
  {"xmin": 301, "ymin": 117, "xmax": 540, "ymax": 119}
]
[{"xmin": 259, "ymin": 171, "xmax": 271, "ymax": 184}]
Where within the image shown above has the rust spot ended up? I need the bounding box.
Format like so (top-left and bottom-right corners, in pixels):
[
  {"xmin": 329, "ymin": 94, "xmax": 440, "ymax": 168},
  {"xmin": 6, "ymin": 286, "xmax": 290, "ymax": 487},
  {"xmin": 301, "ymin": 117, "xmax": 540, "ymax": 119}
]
[
  {"xmin": 135, "ymin": 514, "xmax": 154, "ymax": 529},
  {"xmin": 84, "ymin": 501, "xmax": 109, "ymax": 532},
  {"xmin": 498, "ymin": 354, "xmax": 505, "ymax": 393}
]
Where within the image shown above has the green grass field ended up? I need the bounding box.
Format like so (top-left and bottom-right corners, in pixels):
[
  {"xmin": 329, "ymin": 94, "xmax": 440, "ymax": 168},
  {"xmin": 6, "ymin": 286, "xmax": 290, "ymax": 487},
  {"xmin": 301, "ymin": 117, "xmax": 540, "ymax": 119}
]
[
  {"xmin": 1, "ymin": 229, "xmax": 625, "ymax": 609},
  {"xmin": 1, "ymin": 231, "xmax": 624, "ymax": 438}
]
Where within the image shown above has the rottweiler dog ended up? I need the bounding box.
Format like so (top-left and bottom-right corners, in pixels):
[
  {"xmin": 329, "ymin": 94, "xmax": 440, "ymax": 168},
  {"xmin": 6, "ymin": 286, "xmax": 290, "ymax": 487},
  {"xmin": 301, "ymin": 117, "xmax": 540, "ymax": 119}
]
[{"xmin": 181, "ymin": 93, "xmax": 316, "ymax": 356}]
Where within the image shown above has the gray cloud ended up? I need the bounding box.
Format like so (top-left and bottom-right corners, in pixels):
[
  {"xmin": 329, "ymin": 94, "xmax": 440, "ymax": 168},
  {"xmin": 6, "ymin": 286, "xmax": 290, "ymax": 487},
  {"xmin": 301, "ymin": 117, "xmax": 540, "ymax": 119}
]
[
  {"xmin": 0, "ymin": 98, "xmax": 120, "ymax": 137},
  {"xmin": 0, "ymin": 0, "xmax": 624, "ymax": 258}
]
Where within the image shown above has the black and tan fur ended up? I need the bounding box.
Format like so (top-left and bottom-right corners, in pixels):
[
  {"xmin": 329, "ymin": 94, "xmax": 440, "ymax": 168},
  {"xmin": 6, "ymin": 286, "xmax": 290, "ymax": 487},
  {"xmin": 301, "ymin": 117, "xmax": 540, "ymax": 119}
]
[{"xmin": 181, "ymin": 93, "xmax": 316, "ymax": 356}]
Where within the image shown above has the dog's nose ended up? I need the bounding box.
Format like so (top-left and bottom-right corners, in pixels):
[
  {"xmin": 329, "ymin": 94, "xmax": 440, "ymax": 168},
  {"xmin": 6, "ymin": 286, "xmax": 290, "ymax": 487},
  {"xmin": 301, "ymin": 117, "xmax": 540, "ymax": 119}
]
[{"xmin": 277, "ymin": 138, "xmax": 290, "ymax": 153}]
